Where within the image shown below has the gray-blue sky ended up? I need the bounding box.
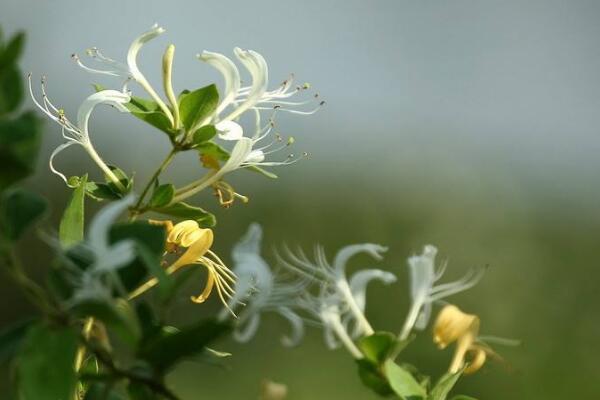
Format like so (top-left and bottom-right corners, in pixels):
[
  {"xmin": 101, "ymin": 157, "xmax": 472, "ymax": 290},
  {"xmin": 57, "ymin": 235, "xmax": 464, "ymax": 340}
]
[{"xmin": 2, "ymin": 0, "xmax": 600, "ymax": 209}]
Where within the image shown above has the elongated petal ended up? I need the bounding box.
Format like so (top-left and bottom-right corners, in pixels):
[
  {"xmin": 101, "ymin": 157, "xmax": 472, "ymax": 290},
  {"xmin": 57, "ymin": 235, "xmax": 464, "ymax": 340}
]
[
  {"xmin": 126, "ymin": 24, "xmax": 165, "ymax": 78},
  {"xmin": 215, "ymin": 120, "xmax": 244, "ymax": 141},
  {"xmin": 232, "ymin": 223, "xmax": 262, "ymax": 262},
  {"xmin": 221, "ymin": 137, "xmax": 254, "ymax": 175},
  {"xmin": 88, "ymin": 195, "xmax": 136, "ymax": 251},
  {"xmin": 49, "ymin": 141, "xmax": 79, "ymax": 184},
  {"xmin": 349, "ymin": 269, "xmax": 397, "ymax": 312},
  {"xmin": 199, "ymin": 51, "xmax": 241, "ymax": 114},
  {"xmin": 407, "ymin": 245, "xmax": 437, "ymax": 301},
  {"xmin": 332, "ymin": 243, "xmax": 388, "ymax": 277},
  {"xmin": 278, "ymin": 306, "xmax": 305, "ymax": 347},
  {"xmin": 77, "ymin": 90, "xmax": 131, "ymax": 138},
  {"xmin": 224, "ymin": 48, "xmax": 268, "ymax": 121},
  {"xmin": 233, "ymin": 313, "xmax": 261, "ymax": 343},
  {"xmin": 170, "ymin": 229, "xmax": 214, "ymax": 270}
]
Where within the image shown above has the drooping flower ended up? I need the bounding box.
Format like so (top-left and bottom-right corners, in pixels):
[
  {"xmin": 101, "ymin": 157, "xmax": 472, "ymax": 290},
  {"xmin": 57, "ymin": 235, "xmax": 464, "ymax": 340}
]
[
  {"xmin": 433, "ymin": 304, "xmax": 500, "ymax": 374},
  {"xmin": 219, "ymin": 223, "xmax": 306, "ymax": 346},
  {"xmin": 28, "ymin": 75, "xmax": 130, "ymax": 189},
  {"xmin": 129, "ymin": 220, "xmax": 236, "ymax": 312},
  {"xmin": 399, "ymin": 245, "xmax": 484, "ymax": 340},
  {"xmin": 279, "ymin": 243, "xmax": 396, "ymax": 357},
  {"xmin": 72, "ymin": 23, "xmax": 174, "ymax": 126}
]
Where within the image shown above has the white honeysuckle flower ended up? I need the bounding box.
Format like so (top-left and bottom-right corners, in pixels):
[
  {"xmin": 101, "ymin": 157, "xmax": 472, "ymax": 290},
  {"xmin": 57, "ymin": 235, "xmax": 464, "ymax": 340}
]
[
  {"xmin": 28, "ymin": 75, "xmax": 130, "ymax": 189},
  {"xmin": 398, "ymin": 245, "xmax": 485, "ymax": 340},
  {"xmin": 73, "ymin": 23, "xmax": 174, "ymax": 126},
  {"xmin": 66, "ymin": 196, "xmax": 137, "ymax": 304},
  {"xmin": 219, "ymin": 223, "xmax": 306, "ymax": 347},
  {"xmin": 279, "ymin": 243, "xmax": 396, "ymax": 357},
  {"xmin": 215, "ymin": 120, "xmax": 244, "ymax": 141}
]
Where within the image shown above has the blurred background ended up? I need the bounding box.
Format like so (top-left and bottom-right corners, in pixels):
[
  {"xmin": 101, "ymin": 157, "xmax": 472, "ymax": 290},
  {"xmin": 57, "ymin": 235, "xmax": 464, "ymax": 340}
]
[{"xmin": 1, "ymin": 0, "xmax": 600, "ymax": 398}]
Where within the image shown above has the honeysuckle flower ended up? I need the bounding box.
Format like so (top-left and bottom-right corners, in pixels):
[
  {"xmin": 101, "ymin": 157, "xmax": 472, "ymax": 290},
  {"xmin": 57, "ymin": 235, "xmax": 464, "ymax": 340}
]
[
  {"xmin": 279, "ymin": 243, "xmax": 396, "ymax": 357},
  {"xmin": 28, "ymin": 75, "xmax": 130, "ymax": 190},
  {"xmin": 129, "ymin": 220, "xmax": 237, "ymax": 313},
  {"xmin": 72, "ymin": 23, "xmax": 174, "ymax": 126},
  {"xmin": 398, "ymin": 245, "xmax": 484, "ymax": 340},
  {"xmin": 219, "ymin": 224, "xmax": 306, "ymax": 346},
  {"xmin": 66, "ymin": 196, "xmax": 137, "ymax": 304},
  {"xmin": 433, "ymin": 304, "xmax": 500, "ymax": 374}
]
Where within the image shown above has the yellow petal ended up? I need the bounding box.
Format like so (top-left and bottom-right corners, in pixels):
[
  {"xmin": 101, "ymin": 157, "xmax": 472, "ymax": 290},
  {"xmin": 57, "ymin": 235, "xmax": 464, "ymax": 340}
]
[
  {"xmin": 168, "ymin": 220, "xmax": 200, "ymax": 245},
  {"xmin": 464, "ymin": 346, "xmax": 487, "ymax": 374},
  {"xmin": 169, "ymin": 229, "xmax": 214, "ymax": 271},
  {"xmin": 190, "ymin": 267, "xmax": 215, "ymax": 303},
  {"xmin": 433, "ymin": 304, "xmax": 479, "ymax": 349}
]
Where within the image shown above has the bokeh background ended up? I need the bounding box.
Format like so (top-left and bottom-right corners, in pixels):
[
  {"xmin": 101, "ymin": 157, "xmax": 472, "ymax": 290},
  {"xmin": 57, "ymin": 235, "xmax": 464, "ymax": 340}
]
[{"xmin": 2, "ymin": 0, "xmax": 600, "ymax": 398}]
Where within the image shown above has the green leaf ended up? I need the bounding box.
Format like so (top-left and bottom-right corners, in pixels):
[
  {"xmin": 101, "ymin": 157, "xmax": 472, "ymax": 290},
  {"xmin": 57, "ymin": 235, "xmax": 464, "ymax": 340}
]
[
  {"xmin": 0, "ymin": 64, "xmax": 23, "ymax": 115},
  {"xmin": 179, "ymin": 84, "xmax": 218, "ymax": 132},
  {"xmin": 105, "ymin": 165, "xmax": 132, "ymax": 195},
  {"xmin": 0, "ymin": 317, "xmax": 36, "ymax": 364},
  {"xmin": 384, "ymin": 360, "xmax": 427, "ymax": 400},
  {"xmin": 0, "ymin": 188, "xmax": 47, "ymax": 242},
  {"xmin": 356, "ymin": 359, "xmax": 393, "ymax": 396},
  {"xmin": 17, "ymin": 323, "xmax": 78, "ymax": 400},
  {"xmin": 153, "ymin": 202, "xmax": 216, "ymax": 227},
  {"xmin": 357, "ymin": 331, "xmax": 397, "ymax": 365},
  {"xmin": 71, "ymin": 298, "xmax": 141, "ymax": 346},
  {"xmin": 450, "ymin": 396, "xmax": 478, "ymax": 400},
  {"xmin": 191, "ymin": 124, "xmax": 217, "ymax": 146},
  {"xmin": 94, "ymin": 84, "xmax": 174, "ymax": 136},
  {"xmin": 0, "ymin": 111, "xmax": 42, "ymax": 190},
  {"xmin": 59, "ymin": 174, "xmax": 87, "ymax": 247},
  {"xmin": 84, "ymin": 383, "xmax": 125, "ymax": 400},
  {"xmin": 84, "ymin": 181, "xmax": 121, "ymax": 201},
  {"xmin": 149, "ymin": 183, "xmax": 175, "ymax": 208},
  {"xmin": 138, "ymin": 319, "xmax": 230, "ymax": 373},
  {"xmin": 196, "ymin": 142, "xmax": 278, "ymax": 179},
  {"xmin": 0, "ymin": 31, "xmax": 25, "ymax": 68},
  {"xmin": 428, "ymin": 371, "xmax": 463, "ymax": 400}
]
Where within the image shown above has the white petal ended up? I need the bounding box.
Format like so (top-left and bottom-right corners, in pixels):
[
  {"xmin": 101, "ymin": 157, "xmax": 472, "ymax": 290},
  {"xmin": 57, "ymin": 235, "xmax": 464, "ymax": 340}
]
[
  {"xmin": 407, "ymin": 245, "xmax": 437, "ymax": 301},
  {"xmin": 232, "ymin": 223, "xmax": 263, "ymax": 261},
  {"xmin": 88, "ymin": 195, "xmax": 135, "ymax": 250},
  {"xmin": 77, "ymin": 90, "xmax": 131, "ymax": 138},
  {"xmin": 244, "ymin": 149, "xmax": 265, "ymax": 164},
  {"xmin": 224, "ymin": 48, "xmax": 268, "ymax": 121},
  {"xmin": 198, "ymin": 51, "xmax": 241, "ymax": 115},
  {"xmin": 349, "ymin": 269, "xmax": 397, "ymax": 312},
  {"xmin": 233, "ymin": 313, "xmax": 261, "ymax": 343},
  {"xmin": 49, "ymin": 141, "xmax": 79, "ymax": 184},
  {"xmin": 278, "ymin": 306, "xmax": 305, "ymax": 347},
  {"xmin": 215, "ymin": 120, "xmax": 243, "ymax": 141},
  {"xmin": 126, "ymin": 24, "xmax": 165, "ymax": 79},
  {"xmin": 332, "ymin": 243, "xmax": 388, "ymax": 277},
  {"xmin": 220, "ymin": 137, "xmax": 253, "ymax": 175}
]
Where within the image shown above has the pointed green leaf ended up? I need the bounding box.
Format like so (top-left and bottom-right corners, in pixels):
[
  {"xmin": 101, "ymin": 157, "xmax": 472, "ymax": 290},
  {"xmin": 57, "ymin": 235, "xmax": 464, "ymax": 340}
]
[
  {"xmin": 384, "ymin": 360, "xmax": 427, "ymax": 400},
  {"xmin": 357, "ymin": 331, "xmax": 397, "ymax": 365},
  {"xmin": 0, "ymin": 188, "xmax": 47, "ymax": 242},
  {"xmin": 149, "ymin": 183, "xmax": 175, "ymax": 208},
  {"xmin": 17, "ymin": 323, "xmax": 78, "ymax": 400},
  {"xmin": 450, "ymin": 396, "xmax": 478, "ymax": 400},
  {"xmin": 428, "ymin": 371, "xmax": 463, "ymax": 400},
  {"xmin": 59, "ymin": 174, "xmax": 87, "ymax": 247},
  {"xmin": 0, "ymin": 317, "xmax": 36, "ymax": 365},
  {"xmin": 0, "ymin": 111, "xmax": 42, "ymax": 190},
  {"xmin": 0, "ymin": 64, "xmax": 23, "ymax": 115},
  {"xmin": 356, "ymin": 359, "xmax": 393, "ymax": 396},
  {"xmin": 105, "ymin": 165, "xmax": 132, "ymax": 195},
  {"xmin": 179, "ymin": 84, "xmax": 218, "ymax": 131},
  {"xmin": 85, "ymin": 181, "xmax": 122, "ymax": 201},
  {"xmin": 0, "ymin": 31, "xmax": 25, "ymax": 68},
  {"xmin": 153, "ymin": 202, "xmax": 216, "ymax": 227},
  {"xmin": 191, "ymin": 124, "xmax": 217, "ymax": 146}
]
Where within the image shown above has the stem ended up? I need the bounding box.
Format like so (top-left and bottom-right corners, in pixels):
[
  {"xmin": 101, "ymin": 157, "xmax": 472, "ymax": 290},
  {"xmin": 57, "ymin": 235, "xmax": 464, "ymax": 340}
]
[
  {"xmin": 84, "ymin": 144, "xmax": 126, "ymax": 193},
  {"xmin": 130, "ymin": 148, "xmax": 178, "ymax": 218},
  {"xmin": 74, "ymin": 318, "xmax": 95, "ymax": 371},
  {"xmin": 171, "ymin": 170, "xmax": 219, "ymax": 204},
  {"xmin": 127, "ymin": 262, "xmax": 185, "ymax": 300},
  {"xmin": 328, "ymin": 315, "xmax": 363, "ymax": 359},
  {"xmin": 340, "ymin": 283, "xmax": 374, "ymax": 336},
  {"xmin": 399, "ymin": 299, "xmax": 423, "ymax": 341}
]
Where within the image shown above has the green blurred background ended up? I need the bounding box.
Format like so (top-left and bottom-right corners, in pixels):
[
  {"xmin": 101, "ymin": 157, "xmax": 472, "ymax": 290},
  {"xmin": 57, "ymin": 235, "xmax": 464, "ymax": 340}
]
[{"xmin": 1, "ymin": 0, "xmax": 600, "ymax": 398}]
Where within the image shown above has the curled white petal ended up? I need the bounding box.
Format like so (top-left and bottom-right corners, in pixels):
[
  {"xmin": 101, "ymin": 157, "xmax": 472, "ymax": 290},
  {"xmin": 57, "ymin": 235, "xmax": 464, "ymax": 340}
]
[
  {"xmin": 88, "ymin": 195, "xmax": 135, "ymax": 251},
  {"xmin": 77, "ymin": 90, "xmax": 131, "ymax": 138},
  {"xmin": 349, "ymin": 269, "xmax": 397, "ymax": 312},
  {"xmin": 234, "ymin": 313, "xmax": 261, "ymax": 343},
  {"xmin": 126, "ymin": 23, "xmax": 166, "ymax": 80},
  {"xmin": 215, "ymin": 120, "xmax": 244, "ymax": 141},
  {"xmin": 224, "ymin": 48, "xmax": 268, "ymax": 121},
  {"xmin": 333, "ymin": 243, "xmax": 388, "ymax": 276},
  {"xmin": 49, "ymin": 141, "xmax": 79, "ymax": 185},
  {"xmin": 278, "ymin": 306, "xmax": 305, "ymax": 347},
  {"xmin": 199, "ymin": 51, "xmax": 241, "ymax": 114}
]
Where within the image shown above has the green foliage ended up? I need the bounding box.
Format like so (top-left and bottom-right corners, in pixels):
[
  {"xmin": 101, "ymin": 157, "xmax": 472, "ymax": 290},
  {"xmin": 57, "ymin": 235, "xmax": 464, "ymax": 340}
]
[
  {"xmin": 191, "ymin": 124, "xmax": 217, "ymax": 146},
  {"xmin": 85, "ymin": 181, "xmax": 123, "ymax": 201},
  {"xmin": 384, "ymin": 360, "xmax": 427, "ymax": 400},
  {"xmin": 106, "ymin": 165, "xmax": 133, "ymax": 195},
  {"xmin": 358, "ymin": 331, "xmax": 397, "ymax": 365},
  {"xmin": 428, "ymin": 371, "xmax": 463, "ymax": 400},
  {"xmin": 197, "ymin": 141, "xmax": 278, "ymax": 179},
  {"xmin": 17, "ymin": 323, "xmax": 79, "ymax": 400},
  {"xmin": 152, "ymin": 201, "xmax": 216, "ymax": 227},
  {"xmin": 137, "ymin": 318, "xmax": 230, "ymax": 374},
  {"xmin": 71, "ymin": 299, "xmax": 141, "ymax": 346},
  {"xmin": 0, "ymin": 31, "xmax": 25, "ymax": 116},
  {"xmin": 0, "ymin": 111, "xmax": 42, "ymax": 191},
  {"xmin": 149, "ymin": 183, "xmax": 175, "ymax": 208},
  {"xmin": 0, "ymin": 188, "xmax": 47, "ymax": 242},
  {"xmin": 450, "ymin": 396, "xmax": 478, "ymax": 400},
  {"xmin": 60, "ymin": 174, "xmax": 87, "ymax": 247},
  {"xmin": 178, "ymin": 84, "xmax": 218, "ymax": 132},
  {"xmin": 0, "ymin": 317, "xmax": 36, "ymax": 364}
]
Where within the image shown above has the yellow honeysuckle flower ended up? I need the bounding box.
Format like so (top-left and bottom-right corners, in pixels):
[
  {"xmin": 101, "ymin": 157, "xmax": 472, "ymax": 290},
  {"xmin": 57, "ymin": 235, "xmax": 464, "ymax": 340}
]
[
  {"xmin": 433, "ymin": 304, "xmax": 489, "ymax": 375},
  {"xmin": 129, "ymin": 220, "xmax": 236, "ymax": 314}
]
